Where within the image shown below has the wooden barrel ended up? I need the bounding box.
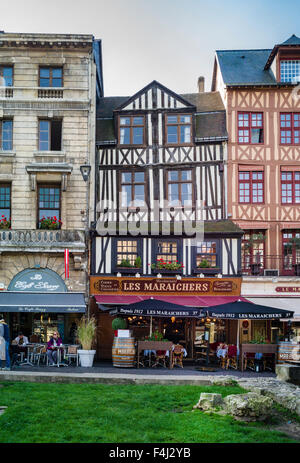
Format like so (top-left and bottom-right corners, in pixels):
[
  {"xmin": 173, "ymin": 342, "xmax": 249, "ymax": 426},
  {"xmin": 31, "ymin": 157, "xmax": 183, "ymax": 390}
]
[
  {"xmin": 278, "ymin": 342, "xmax": 300, "ymax": 363},
  {"xmin": 112, "ymin": 337, "xmax": 135, "ymax": 368}
]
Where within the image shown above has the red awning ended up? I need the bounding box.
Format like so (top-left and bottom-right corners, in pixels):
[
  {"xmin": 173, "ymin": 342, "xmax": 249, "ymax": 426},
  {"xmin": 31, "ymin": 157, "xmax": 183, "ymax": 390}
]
[{"xmin": 94, "ymin": 295, "xmax": 248, "ymax": 307}]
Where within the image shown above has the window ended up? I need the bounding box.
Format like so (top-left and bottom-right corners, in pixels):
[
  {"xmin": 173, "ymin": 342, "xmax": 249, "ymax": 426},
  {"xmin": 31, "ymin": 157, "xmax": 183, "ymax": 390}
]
[
  {"xmin": 167, "ymin": 170, "xmax": 193, "ymax": 206},
  {"xmin": 156, "ymin": 241, "xmax": 178, "ymax": 263},
  {"xmin": 166, "ymin": 114, "xmax": 192, "ymax": 145},
  {"xmin": 238, "ymin": 171, "xmax": 264, "ymax": 203},
  {"xmin": 120, "ymin": 171, "xmax": 146, "ymax": 207},
  {"xmin": 281, "ymin": 171, "xmax": 300, "ymax": 204},
  {"xmin": 0, "ymin": 66, "xmax": 13, "ymax": 87},
  {"xmin": 116, "ymin": 239, "xmax": 140, "ymax": 268},
  {"xmin": 195, "ymin": 241, "xmax": 218, "ymax": 268},
  {"xmin": 238, "ymin": 112, "xmax": 263, "ymax": 144},
  {"xmin": 119, "ymin": 116, "xmax": 145, "ymax": 145},
  {"xmin": 282, "ymin": 231, "xmax": 300, "ymax": 273},
  {"xmin": 0, "ymin": 184, "xmax": 11, "ymax": 223},
  {"xmin": 38, "ymin": 186, "xmax": 61, "ymax": 227},
  {"xmin": 39, "ymin": 67, "xmax": 63, "ymax": 87},
  {"xmin": 39, "ymin": 120, "xmax": 62, "ymax": 151},
  {"xmin": 242, "ymin": 231, "xmax": 265, "ymax": 275},
  {"xmin": 0, "ymin": 120, "xmax": 13, "ymax": 150},
  {"xmin": 280, "ymin": 60, "xmax": 300, "ymax": 83},
  {"xmin": 280, "ymin": 113, "xmax": 300, "ymax": 145}
]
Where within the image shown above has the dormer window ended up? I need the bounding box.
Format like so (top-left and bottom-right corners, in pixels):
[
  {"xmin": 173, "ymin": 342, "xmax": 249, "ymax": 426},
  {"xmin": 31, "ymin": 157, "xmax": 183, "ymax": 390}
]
[
  {"xmin": 165, "ymin": 114, "xmax": 192, "ymax": 145},
  {"xmin": 280, "ymin": 60, "xmax": 300, "ymax": 83},
  {"xmin": 119, "ymin": 116, "xmax": 145, "ymax": 146}
]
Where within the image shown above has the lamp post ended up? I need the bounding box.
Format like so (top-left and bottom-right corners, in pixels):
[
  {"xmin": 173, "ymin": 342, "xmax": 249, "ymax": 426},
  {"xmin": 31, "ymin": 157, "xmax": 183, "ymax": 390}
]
[{"xmin": 80, "ymin": 164, "xmax": 91, "ymax": 318}]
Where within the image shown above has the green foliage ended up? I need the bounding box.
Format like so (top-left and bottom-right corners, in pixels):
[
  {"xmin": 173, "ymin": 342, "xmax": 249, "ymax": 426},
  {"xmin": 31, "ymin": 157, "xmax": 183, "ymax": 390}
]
[
  {"xmin": 0, "ymin": 216, "xmax": 10, "ymax": 229},
  {"xmin": 117, "ymin": 256, "xmax": 142, "ymax": 268},
  {"xmin": 77, "ymin": 316, "xmax": 96, "ymax": 350},
  {"xmin": 111, "ymin": 317, "xmax": 127, "ymax": 330},
  {"xmin": 39, "ymin": 216, "xmax": 62, "ymax": 230},
  {"xmin": 134, "ymin": 256, "xmax": 142, "ymax": 268},
  {"xmin": 144, "ymin": 330, "xmax": 168, "ymax": 341},
  {"xmin": 151, "ymin": 259, "xmax": 183, "ymax": 271},
  {"xmin": 0, "ymin": 382, "xmax": 297, "ymax": 443},
  {"xmin": 198, "ymin": 260, "xmax": 211, "ymax": 268}
]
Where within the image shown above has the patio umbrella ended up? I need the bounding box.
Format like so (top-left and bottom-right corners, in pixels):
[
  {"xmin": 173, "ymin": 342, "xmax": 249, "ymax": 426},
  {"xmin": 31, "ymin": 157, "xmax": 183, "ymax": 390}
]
[
  {"xmin": 205, "ymin": 300, "xmax": 294, "ymax": 320},
  {"xmin": 109, "ymin": 298, "xmax": 206, "ymax": 318}
]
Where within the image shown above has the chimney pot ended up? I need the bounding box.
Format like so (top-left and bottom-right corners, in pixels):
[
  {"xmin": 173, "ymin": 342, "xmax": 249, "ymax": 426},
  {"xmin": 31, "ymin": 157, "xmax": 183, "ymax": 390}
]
[{"xmin": 198, "ymin": 76, "xmax": 205, "ymax": 93}]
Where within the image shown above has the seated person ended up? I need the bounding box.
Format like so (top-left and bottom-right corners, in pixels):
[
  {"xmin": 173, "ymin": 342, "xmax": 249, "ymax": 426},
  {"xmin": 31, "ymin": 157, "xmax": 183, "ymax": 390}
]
[
  {"xmin": 47, "ymin": 332, "xmax": 63, "ymax": 366},
  {"xmin": 11, "ymin": 332, "xmax": 29, "ymax": 364},
  {"xmin": 14, "ymin": 332, "xmax": 29, "ymax": 346}
]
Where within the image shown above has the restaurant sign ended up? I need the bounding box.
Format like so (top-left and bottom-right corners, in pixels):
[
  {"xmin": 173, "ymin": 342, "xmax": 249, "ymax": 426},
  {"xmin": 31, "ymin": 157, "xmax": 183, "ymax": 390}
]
[
  {"xmin": 276, "ymin": 287, "xmax": 300, "ymax": 293},
  {"xmin": 90, "ymin": 276, "xmax": 241, "ymax": 296},
  {"xmin": 8, "ymin": 268, "xmax": 67, "ymax": 293}
]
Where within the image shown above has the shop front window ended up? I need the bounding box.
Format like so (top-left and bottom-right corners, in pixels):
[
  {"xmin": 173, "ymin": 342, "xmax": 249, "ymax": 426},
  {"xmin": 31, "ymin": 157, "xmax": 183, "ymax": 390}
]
[{"xmin": 282, "ymin": 230, "xmax": 300, "ymax": 274}]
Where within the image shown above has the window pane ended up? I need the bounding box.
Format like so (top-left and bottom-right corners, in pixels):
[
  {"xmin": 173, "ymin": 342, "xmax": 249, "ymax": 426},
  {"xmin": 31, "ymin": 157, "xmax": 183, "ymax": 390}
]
[
  {"xmin": 251, "ymin": 128, "xmax": 263, "ymax": 143},
  {"xmin": 169, "ymin": 183, "xmax": 179, "ymax": 204},
  {"xmin": 2, "ymin": 121, "xmax": 13, "ymax": 150},
  {"xmin": 167, "ymin": 116, "xmax": 177, "ymax": 124},
  {"xmin": 181, "ymin": 170, "xmax": 192, "ymax": 181},
  {"xmin": 134, "ymin": 172, "xmax": 144, "ymax": 182},
  {"xmin": 134, "ymin": 185, "xmax": 145, "ymax": 204},
  {"xmin": 120, "ymin": 127, "xmax": 130, "ymax": 144},
  {"xmin": 120, "ymin": 117, "xmax": 130, "ymax": 126},
  {"xmin": 121, "ymin": 172, "xmax": 132, "ymax": 183},
  {"xmin": 168, "ymin": 171, "xmax": 178, "ymax": 181},
  {"xmin": 180, "ymin": 125, "xmax": 191, "ymax": 143},
  {"xmin": 52, "ymin": 68, "xmax": 62, "ymax": 78},
  {"xmin": 132, "ymin": 127, "xmax": 143, "ymax": 144},
  {"xmin": 133, "ymin": 117, "xmax": 143, "ymax": 125},
  {"xmin": 121, "ymin": 185, "xmax": 131, "ymax": 207},
  {"xmin": 167, "ymin": 125, "xmax": 177, "ymax": 143}
]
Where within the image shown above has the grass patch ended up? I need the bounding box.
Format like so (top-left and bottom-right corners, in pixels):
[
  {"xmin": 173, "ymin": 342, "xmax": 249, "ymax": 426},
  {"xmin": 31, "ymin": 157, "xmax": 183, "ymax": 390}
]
[{"xmin": 0, "ymin": 382, "xmax": 298, "ymax": 443}]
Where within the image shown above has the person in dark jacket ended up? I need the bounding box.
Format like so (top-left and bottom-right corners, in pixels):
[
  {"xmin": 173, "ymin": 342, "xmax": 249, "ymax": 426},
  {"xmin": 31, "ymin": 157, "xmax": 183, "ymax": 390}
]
[
  {"xmin": 0, "ymin": 318, "xmax": 11, "ymax": 370},
  {"xmin": 47, "ymin": 332, "xmax": 63, "ymax": 366}
]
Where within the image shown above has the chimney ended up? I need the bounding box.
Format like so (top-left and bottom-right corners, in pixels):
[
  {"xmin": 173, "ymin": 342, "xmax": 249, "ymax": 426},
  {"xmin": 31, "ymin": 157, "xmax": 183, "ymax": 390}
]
[{"xmin": 198, "ymin": 76, "xmax": 205, "ymax": 93}]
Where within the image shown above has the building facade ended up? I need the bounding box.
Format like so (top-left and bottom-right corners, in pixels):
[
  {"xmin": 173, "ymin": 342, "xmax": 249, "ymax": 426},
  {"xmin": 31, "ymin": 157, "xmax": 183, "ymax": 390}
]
[
  {"xmin": 0, "ymin": 32, "xmax": 103, "ymax": 342},
  {"xmin": 91, "ymin": 80, "xmax": 243, "ymax": 360},
  {"xmin": 212, "ymin": 34, "xmax": 300, "ymax": 340}
]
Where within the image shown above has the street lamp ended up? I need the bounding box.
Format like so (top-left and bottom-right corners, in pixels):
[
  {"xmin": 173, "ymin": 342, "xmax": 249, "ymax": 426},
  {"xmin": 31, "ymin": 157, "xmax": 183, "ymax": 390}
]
[{"xmin": 80, "ymin": 164, "xmax": 91, "ymax": 318}]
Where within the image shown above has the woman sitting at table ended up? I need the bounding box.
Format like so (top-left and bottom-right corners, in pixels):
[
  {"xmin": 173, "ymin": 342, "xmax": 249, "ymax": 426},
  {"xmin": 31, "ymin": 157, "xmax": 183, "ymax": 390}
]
[{"xmin": 47, "ymin": 332, "xmax": 62, "ymax": 366}]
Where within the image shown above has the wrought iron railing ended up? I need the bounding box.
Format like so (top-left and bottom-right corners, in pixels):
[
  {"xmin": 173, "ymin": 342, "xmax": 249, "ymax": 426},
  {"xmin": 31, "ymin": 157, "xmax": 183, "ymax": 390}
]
[{"xmin": 242, "ymin": 254, "xmax": 300, "ymax": 276}]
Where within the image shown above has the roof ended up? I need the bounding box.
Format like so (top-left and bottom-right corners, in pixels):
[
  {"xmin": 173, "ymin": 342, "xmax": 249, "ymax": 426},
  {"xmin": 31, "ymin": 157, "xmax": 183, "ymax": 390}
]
[
  {"xmin": 215, "ymin": 49, "xmax": 276, "ymax": 85},
  {"xmin": 265, "ymin": 34, "xmax": 300, "ymax": 69},
  {"xmin": 281, "ymin": 34, "xmax": 300, "ymax": 45},
  {"xmin": 96, "ymin": 92, "xmax": 226, "ymax": 145},
  {"xmin": 180, "ymin": 92, "xmax": 225, "ymax": 112},
  {"xmin": 195, "ymin": 111, "xmax": 227, "ymax": 141}
]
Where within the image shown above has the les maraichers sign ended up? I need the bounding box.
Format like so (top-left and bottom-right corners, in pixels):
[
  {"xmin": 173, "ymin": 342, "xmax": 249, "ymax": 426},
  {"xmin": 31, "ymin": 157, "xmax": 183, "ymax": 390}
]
[{"xmin": 90, "ymin": 277, "xmax": 241, "ymax": 296}]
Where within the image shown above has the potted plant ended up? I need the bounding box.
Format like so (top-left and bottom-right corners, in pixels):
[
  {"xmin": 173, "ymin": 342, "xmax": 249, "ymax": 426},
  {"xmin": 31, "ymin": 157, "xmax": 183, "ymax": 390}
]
[
  {"xmin": 151, "ymin": 258, "xmax": 183, "ymax": 274},
  {"xmin": 194, "ymin": 259, "xmax": 220, "ymax": 275},
  {"xmin": 112, "ymin": 317, "xmax": 127, "ymax": 337},
  {"xmin": 39, "ymin": 216, "xmax": 62, "ymax": 230},
  {"xmin": 116, "ymin": 256, "xmax": 142, "ymax": 274},
  {"xmin": 0, "ymin": 216, "xmax": 11, "ymax": 230},
  {"xmin": 77, "ymin": 316, "xmax": 97, "ymax": 367}
]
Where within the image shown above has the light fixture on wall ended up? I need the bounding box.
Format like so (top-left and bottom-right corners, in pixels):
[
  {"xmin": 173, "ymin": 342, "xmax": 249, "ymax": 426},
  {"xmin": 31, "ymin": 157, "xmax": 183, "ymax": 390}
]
[{"xmin": 80, "ymin": 164, "xmax": 91, "ymax": 182}]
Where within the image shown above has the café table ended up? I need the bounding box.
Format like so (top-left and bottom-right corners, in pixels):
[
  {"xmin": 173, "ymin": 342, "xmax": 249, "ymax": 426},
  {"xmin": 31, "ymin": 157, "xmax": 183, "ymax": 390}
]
[
  {"xmin": 19, "ymin": 344, "xmax": 36, "ymax": 366},
  {"xmin": 52, "ymin": 345, "xmax": 68, "ymax": 367}
]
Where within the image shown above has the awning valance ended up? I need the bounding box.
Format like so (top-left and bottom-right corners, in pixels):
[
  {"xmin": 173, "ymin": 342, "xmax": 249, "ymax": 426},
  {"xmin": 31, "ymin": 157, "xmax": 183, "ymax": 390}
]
[
  {"xmin": 0, "ymin": 292, "xmax": 86, "ymax": 313},
  {"xmin": 107, "ymin": 298, "xmax": 205, "ymax": 318},
  {"xmin": 94, "ymin": 295, "xmax": 247, "ymax": 308},
  {"xmin": 246, "ymin": 297, "xmax": 300, "ymax": 321},
  {"xmin": 206, "ymin": 300, "xmax": 294, "ymax": 320}
]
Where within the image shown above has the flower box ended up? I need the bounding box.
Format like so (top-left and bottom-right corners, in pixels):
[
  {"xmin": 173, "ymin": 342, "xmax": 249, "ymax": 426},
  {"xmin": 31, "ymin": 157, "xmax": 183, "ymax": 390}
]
[
  {"xmin": 193, "ymin": 267, "xmax": 220, "ymax": 275},
  {"xmin": 152, "ymin": 268, "xmax": 183, "ymax": 275},
  {"xmin": 115, "ymin": 267, "xmax": 141, "ymax": 274}
]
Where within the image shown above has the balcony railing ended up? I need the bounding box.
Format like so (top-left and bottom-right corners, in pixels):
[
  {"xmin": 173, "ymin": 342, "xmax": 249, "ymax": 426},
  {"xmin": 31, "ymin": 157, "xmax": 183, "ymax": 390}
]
[
  {"xmin": 38, "ymin": 88, "xmax": 63, "ymax": 99},
  {"xmin": 242, "ymin": 254, "xmax": 300, "ymax": 276},
  {"xmin": 0, "ymin": 88, "xmax": 13, "ymax": 98},
  {"xmin": 0, "ymin": 229, "xmax": 85, "ymax": 252}
]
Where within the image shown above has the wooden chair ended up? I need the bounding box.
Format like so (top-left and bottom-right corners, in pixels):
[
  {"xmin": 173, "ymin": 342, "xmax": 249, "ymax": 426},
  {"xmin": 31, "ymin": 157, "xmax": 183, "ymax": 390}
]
[
  {"xmin": 152, "ymin": 350, "xmax": 167, "ymax": 368},
  {"xmin": 243, "ymin": 352, "xmax": 255, "ymax": 371},
  {"xmin": 172, "ymin": 344, "xmax": 184, "ymax": 368},
  {"xmin": 226, "ymin": 345, "xmax": 238, "ymax": 370},
  {"xmin": 64, "ymin": 345, "xmax": 79, "ymax": 366}
]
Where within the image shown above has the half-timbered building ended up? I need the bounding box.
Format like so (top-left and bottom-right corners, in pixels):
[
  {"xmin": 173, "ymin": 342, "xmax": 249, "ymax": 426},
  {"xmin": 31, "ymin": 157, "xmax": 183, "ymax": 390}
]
[
  {"xmin": 91, "ymin": 80, "xmax": 243, "ymax": 360},
  {"xmin": 212, "ymin": 34, "xmax": 300, "ymax": 341}
]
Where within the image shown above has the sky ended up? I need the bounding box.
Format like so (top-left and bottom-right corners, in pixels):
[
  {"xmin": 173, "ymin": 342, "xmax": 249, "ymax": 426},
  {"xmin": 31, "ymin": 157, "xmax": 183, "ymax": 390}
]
[{"xmin": 1, "ymin": 0, "xmax": 300, "ymax": 96}]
